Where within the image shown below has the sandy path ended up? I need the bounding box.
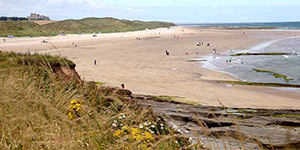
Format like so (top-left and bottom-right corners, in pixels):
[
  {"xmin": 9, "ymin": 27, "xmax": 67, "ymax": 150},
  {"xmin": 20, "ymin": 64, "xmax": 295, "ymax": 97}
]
[{"xmin": 1, "ymin": 27, "xmax": 300, "ymax": 109}]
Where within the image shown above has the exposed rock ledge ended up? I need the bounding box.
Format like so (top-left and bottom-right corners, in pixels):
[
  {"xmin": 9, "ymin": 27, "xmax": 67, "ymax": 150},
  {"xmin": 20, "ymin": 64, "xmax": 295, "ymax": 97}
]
[{"xmin": 132, "ymin": 94, "xmax": 300, "ymax": 150}]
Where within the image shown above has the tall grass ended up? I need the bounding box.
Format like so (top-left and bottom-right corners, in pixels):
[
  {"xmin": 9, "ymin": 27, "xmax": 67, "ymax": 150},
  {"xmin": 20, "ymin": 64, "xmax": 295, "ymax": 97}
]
[{"xmin": 0, "ymin": 52, "xmax": 198, "ymax": 149}]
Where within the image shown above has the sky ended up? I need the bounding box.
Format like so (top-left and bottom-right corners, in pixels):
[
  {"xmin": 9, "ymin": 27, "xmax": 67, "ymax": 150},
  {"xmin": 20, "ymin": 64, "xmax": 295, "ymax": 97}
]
[{"xmin": 1, "ymin": 0, "xmax": 300, "ymax": 23}]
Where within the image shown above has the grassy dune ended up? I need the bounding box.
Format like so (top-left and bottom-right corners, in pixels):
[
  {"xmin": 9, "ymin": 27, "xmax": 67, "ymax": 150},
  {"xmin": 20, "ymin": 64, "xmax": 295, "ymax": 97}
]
[
  {"xmin": 0, "ymin": 52, "xmax": 198, "ymax": 149},
  {"xmin": 0, "ymin": 17, "xmax": 176, "ymax": 37}
]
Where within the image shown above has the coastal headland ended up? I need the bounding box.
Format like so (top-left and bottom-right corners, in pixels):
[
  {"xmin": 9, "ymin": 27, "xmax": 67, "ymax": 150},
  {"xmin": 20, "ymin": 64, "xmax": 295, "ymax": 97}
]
[{"xmin": 1, "ymin": 26, "xmax": 300, "ymax": 109}]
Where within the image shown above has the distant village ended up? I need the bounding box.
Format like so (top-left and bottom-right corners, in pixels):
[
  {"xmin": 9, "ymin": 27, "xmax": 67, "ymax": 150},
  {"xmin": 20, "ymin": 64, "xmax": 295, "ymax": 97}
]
[{"xmin": 0, "ymin": 13, "xmax": 50, "ymax": 21}]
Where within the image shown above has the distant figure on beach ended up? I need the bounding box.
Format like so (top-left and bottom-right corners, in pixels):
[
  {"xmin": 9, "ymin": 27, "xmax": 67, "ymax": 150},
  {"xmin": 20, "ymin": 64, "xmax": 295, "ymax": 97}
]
[
  {"xmin": 3, "ymin": 39, "xmax": 5, "ymax": 43},
  {"xmin": 212, "ymin": 48, "xmax": 217, "ymax": 54},
  {"xmin": 174, "ymin": 35, "xmax": 176, "ymax": 38},
  {"xmin": 94, "ymin": 60, "xmax": 97, "ymax": 65},
  {"xmin": 177, "ymin": 36, "xmax": 179, "ymax": 38},
  {"xmin": 121, "ymin": 83, "xmax": 125, "ymax": 89},
  {"xmin": 185, "ymin": 52, "xmax": 189, "ymax": 55},
  {"xmin": 196, "ymin": 50, "xmax": 199, "ymax": 55},
  {"xmin": 207, "ymin": 43, "xmax": 210, "ymax": 46},
  {"xmin": 229, "ymin": 49, "xmax": 233, "ymax": 55},
  {"xmin": 166, "ymin": 50, "xmax": 170, "ymax": 56},
  {"xmin": 74, "ymin": 43, "xmax": 78, "ymax": 47},
  {"xmin": 229, "ymin": 57, "xmax": 232, "ymax": 62}
]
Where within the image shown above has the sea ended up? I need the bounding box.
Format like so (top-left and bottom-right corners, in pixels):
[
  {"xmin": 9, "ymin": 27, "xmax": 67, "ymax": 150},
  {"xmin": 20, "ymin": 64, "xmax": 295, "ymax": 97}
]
[
  {"xmin": 185, "ymin": 22, "xmax": 300, "ymax": 86},
  {"xmin": 179, "ymin": 21, "xmax": 300, "ymax": 30}
]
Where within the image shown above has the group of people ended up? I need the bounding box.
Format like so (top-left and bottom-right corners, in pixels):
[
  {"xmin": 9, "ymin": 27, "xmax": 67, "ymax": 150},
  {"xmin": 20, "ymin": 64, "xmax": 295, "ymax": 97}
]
[
  {"xmin": 196, "ymin": 41, "xmax": 211, "ymax": 47},
  {"xmin": 136, "ymin": 37, "xmax": 141, "ymax": 40},
  {"xmin": 164, "ymin": 41, "xmax": 218, "ymax": 56},
  {"xmin": 72, "ymin": 42, "xmax": 78, "ymax": 47},
  {"xmin": 42, "ymin": 40, "xmax": 48, "ymax": 43},
  {"xmin": 196, "ymin": 42, "xmax": 204, "ymax": 46},
  {"xmin": 165, "ymin": 50, "xmax": 201, "ymax": 56},
  {"xmin": 173, "ymin": 35, "xmax": 180, "ymax": 38}
]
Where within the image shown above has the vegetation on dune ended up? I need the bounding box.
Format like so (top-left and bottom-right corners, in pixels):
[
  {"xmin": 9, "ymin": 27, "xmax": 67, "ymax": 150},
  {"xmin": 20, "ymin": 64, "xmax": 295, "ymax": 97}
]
[
  {"xmin": 253, "ymin": 68, "xmax": 293, "ymax": 82},
  {"xmin": 0, "ymin": 52, "xmax": 199, "ymax": 149},
  {"xmin": 0, "ymin": 17, "xmax": 176, "ymax": 37}
]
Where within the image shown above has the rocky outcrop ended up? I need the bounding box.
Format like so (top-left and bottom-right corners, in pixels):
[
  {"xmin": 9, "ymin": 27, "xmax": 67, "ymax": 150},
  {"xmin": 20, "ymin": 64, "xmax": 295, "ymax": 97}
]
[{"xmin": 133, "ymin": 94, "xmax": 300, "ymax": 150}]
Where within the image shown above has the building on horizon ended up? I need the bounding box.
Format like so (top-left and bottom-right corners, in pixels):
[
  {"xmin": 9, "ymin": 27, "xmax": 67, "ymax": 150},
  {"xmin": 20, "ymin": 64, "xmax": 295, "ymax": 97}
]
[{"xmin": 27, "ymin": 13, "xmax": 50, "ymax": 20}]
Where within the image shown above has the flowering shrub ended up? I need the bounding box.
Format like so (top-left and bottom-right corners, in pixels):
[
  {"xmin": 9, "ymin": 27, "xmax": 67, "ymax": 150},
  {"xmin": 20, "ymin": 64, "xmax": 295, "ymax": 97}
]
[
  {"xmin": 68, "ymin": 99, "xmax": 83, "ymax": 120},
  {"xmin": 113, "ymin": 126, "xmax": 155, "ymax": 149}
]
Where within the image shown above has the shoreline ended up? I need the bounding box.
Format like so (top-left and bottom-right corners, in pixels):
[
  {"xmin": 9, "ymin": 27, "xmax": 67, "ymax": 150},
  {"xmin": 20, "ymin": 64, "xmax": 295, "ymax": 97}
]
[{"xmin": 198, "ymin": 35, "xmax": 300, "ymax": 90}]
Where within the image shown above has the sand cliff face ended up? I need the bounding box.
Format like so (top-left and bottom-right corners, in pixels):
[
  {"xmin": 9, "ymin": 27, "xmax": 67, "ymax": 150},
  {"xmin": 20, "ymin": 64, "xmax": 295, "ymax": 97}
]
[{"xmin": 52, "ymin": 63, "xmax": 81, "ymax": 81}]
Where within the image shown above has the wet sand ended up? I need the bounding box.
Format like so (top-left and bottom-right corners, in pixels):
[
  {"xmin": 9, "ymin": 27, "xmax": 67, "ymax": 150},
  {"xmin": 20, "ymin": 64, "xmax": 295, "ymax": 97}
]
[{"xmin": 1, "ymin": 27, "xmax": 300, "ymax": 109}]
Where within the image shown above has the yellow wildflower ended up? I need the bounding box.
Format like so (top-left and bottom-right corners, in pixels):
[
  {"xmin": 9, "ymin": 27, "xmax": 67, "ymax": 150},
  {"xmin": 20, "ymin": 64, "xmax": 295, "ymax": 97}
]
[
  {"xmin": 68, "ymin": 99, "xmax": 83, "ymax": 120},
  {"xmin": 71, "ymin": 99, "xmax": 78, "ymax": 104},
  {"xmin": 113, "ymin": 130, "xmax": 124, "ymax": 137},
  {"xmin": 68, "ymin": 112, "xmax": 73, "ymax": 120},
  {"xmin": 76, "ymin": 107, "xmax": 81, "ymax": 112},
  {"xmin": 144, "ymin": 132, "xmax": 154, "ymax": 141},
  {"xmin": 121, "ymin": 126, "xmax": 128, "ymax": 130}
]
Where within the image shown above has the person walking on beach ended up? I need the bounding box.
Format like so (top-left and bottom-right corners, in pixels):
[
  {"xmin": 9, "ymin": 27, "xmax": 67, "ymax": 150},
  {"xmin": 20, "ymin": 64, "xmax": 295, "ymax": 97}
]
[
  {"xmin": 121, "ymin": 83, "xmax": 125, "ymax": 89},
  {"xmin": 166, "ymin": 50, "xmax": 170, "ymax": 56},
  {"xmin": 94, "ymin": 60, "xmax": 97, "ymax": 65},
  {"xmin": 207, "ymin": 42, "xmax": 210, "ymax": 47},
  {"xmin": 3, "ymin": 39, "xmax": 5, "ymax": 43},
  {"xmin": 212, "ymin": 48, "xmax": 217, "ymax": 54},
  {"xmin": 228, "ymin": 57, "xmax": 232, "ymax": 64},
  {"xmin": 196, "ymin": 49, "xmax": 199, "ymax": 55},
  {"xmin": 229, "ymin": 49, "xmax": 233, "ymax": 55}
]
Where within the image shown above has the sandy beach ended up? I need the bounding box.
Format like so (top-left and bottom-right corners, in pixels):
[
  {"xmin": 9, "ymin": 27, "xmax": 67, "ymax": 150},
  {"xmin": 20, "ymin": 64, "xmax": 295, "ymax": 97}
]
[{"xmin": 1, "ymin": 27, "xmax": 300, "ymax": 109}]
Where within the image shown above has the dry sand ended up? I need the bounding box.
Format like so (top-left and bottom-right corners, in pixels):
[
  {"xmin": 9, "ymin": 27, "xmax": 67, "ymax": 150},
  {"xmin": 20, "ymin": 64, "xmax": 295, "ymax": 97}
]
[{"xmin": 1, "ymin": 27, "xmax": 300, "ymax": 109}]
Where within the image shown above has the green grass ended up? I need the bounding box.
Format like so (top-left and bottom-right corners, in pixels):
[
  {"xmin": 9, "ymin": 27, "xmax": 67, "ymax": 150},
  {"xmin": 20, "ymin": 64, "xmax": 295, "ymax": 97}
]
[
  {"xmin": 0, "ymin": 18, "xmax": 176, "ymax": 37},
  {"xmin": 231, "ymin": 52, "xmax": 291, "ymax": 56},
  {"xmin": 0, "ymin": 51, "xmax": 75, "ymax": 68},
  {"xmin": 253, "ymin": 68, "xmax": 293, "ymax": 82}
]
